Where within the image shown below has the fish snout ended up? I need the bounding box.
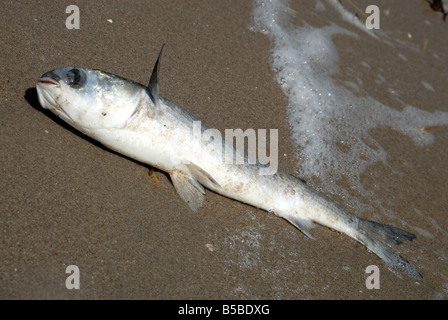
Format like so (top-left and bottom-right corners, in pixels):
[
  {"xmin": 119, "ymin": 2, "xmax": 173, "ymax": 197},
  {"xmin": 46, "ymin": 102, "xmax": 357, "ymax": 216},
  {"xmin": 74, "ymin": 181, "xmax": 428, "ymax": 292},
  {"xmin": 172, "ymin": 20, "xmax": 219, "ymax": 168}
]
[
  {"xmin": 38, "ymin": 71, "xmax": 61, "ymax": 86},
  {"xmin": 36, "ymin": 71, "xmax": 63, "ymax": 111}
]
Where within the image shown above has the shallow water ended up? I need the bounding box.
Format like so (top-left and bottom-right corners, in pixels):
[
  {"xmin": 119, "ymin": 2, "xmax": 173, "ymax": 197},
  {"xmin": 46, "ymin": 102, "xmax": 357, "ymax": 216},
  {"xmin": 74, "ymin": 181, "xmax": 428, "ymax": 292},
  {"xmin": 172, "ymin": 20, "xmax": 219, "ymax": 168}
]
[{"xmin": 251, "ymin": 0, "xmax": 448, "ymax": 219}]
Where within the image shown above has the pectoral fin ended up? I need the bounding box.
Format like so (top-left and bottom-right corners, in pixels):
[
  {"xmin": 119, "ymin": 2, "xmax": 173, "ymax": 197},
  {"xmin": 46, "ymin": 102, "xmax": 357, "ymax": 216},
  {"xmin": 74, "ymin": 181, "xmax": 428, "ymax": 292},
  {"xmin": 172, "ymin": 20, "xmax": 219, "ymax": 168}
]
[{"xmin": 148, "ymin": 167, "xmax": 159, "ymax": 187}]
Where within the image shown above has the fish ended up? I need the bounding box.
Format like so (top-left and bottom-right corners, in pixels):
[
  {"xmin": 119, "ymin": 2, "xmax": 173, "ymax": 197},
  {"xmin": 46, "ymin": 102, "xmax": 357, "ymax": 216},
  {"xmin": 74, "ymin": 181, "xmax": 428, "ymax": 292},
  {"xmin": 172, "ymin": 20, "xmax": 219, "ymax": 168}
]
[{"xmin": 36, "ymin": 47, "xmax": 422, "ymax": 278}]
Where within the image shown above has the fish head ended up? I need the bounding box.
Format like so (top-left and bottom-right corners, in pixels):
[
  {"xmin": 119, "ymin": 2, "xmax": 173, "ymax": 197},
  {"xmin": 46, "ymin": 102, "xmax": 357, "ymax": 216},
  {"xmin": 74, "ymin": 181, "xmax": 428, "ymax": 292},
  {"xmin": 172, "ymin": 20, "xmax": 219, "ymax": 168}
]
[{"xmin": 36, "ymin": 67, "xmax": 144, "ymax": 131}]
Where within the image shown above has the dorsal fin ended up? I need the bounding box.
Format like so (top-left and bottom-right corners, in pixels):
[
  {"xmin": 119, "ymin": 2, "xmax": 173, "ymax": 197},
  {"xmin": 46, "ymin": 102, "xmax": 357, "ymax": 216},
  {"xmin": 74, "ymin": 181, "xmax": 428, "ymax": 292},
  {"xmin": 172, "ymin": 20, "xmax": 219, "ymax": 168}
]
[{"xmin": 148, "ymin": 44, "xmax": 165, "ymax": 108}]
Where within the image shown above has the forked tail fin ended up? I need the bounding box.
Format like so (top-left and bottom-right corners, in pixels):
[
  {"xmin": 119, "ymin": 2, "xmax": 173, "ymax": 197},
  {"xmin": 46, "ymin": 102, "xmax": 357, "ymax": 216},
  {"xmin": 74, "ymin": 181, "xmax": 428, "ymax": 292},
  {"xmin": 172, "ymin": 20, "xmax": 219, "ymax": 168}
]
[{"xmin": 356, "ymin": 218, "xmax": 422, "ymax": 278}]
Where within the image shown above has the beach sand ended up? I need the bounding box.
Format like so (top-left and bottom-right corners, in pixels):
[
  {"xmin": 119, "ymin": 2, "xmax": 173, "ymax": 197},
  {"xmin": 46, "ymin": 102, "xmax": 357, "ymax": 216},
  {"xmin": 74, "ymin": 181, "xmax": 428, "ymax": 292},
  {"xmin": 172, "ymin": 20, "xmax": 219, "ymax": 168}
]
[{"xmin": 1, "ymin": 0, "xmax": 447, "ymax": 299}]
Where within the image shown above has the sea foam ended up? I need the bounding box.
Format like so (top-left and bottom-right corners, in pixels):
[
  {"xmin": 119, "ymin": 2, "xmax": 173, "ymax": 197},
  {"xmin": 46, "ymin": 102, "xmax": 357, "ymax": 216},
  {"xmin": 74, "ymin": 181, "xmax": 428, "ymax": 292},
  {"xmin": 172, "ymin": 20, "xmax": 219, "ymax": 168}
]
[{"xmin": 251, "ymin": 0, "xmax": 448, "ymax": 214}]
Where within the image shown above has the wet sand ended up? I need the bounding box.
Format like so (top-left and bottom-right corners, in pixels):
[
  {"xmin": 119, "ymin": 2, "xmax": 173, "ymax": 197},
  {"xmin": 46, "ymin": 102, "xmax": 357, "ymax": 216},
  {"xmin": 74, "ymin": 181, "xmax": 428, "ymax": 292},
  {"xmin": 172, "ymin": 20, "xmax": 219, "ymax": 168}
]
[{"xmin": 1, "ymin": 0, "xmax": 447, "ymax": 299}]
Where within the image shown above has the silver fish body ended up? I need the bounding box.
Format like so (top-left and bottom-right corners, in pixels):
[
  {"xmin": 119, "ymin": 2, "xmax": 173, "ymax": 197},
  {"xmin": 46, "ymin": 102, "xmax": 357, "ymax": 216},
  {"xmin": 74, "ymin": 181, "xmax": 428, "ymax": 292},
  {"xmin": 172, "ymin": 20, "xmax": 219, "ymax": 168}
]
[{"xmin": 36, "ymin": 49, "xmax": 421, "ymax": 278}]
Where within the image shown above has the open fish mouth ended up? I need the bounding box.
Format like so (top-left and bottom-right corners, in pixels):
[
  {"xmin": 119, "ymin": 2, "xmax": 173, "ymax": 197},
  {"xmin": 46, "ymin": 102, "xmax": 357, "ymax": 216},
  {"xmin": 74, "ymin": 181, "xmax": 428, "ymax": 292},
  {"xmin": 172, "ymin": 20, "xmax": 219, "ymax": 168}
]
[
  {"xmin": 38, "ymin": 76, "xmax": 60, "ymax": 86},
  {"xmin": 36, "ymin": 77, "xmax": 60, "ymax": 111}
]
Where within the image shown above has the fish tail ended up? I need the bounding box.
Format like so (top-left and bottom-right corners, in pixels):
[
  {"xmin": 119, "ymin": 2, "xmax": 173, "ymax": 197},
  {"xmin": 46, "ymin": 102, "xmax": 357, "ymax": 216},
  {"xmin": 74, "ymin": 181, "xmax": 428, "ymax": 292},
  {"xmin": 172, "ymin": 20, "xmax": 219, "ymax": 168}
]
[{"xmin": 355, "ymin": 218, "xmax": 422, "ymax": 278}]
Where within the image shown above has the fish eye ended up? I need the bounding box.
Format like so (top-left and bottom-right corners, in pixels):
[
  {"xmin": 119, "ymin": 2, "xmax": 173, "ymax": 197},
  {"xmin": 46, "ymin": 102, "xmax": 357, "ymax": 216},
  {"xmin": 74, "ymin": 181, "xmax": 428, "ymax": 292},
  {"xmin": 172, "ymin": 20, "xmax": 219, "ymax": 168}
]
[{"xmin": 65, "ymin": 68, "xmax": 86, "ymax": 88}]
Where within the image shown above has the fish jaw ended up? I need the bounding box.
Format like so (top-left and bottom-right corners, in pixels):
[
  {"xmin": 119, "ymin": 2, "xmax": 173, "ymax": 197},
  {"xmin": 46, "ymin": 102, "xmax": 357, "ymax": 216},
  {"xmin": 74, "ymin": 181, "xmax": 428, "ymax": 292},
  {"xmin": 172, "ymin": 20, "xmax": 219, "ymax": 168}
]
[
  {"xmin": 36, "ymin": 74, "xmax": 80, "ymax": 128},
  {"xmin": 36, "ymin": 67, "xmax": 144, "ymax": 133},
  {"xmin": 36, "ymin": 76, "xmax": 61, "ymax": 111}
]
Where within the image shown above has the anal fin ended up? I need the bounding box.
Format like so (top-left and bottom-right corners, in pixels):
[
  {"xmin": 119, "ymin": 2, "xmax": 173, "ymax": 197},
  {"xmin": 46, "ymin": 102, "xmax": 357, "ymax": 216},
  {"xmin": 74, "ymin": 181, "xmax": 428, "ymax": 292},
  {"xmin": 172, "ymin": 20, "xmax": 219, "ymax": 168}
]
[{"xmin": 285, "ymin": 216, "xmax": 316, "ymax": 240}]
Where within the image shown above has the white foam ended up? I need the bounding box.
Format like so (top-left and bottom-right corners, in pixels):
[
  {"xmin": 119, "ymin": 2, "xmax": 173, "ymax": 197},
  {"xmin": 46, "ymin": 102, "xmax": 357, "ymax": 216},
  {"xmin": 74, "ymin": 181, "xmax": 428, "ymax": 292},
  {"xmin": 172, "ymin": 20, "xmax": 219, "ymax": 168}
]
[
  {"xmin": 397, "ymin": 53, "xmax": 408, "ymax": 62},
  {"xmin": 421, "ymin": 80, "xmax": 435, "ymax": 92},
  {"xmin": 361, "ymin": 61, "xmax": 370, "ymax": 69},
  {"xmin": 325, "ymin": 0, "xmax": 381, "ymax": 40},
  {"xmin": 251, "ymin": 0, "xmax": 448, "ymax": 214},
  {"xmin": 374, "ymin": 74, "xmax": 385, "ymax": 84},
  {"xmin": 315, "ymin": 0, "xmax": 325, "ymax": 11}
]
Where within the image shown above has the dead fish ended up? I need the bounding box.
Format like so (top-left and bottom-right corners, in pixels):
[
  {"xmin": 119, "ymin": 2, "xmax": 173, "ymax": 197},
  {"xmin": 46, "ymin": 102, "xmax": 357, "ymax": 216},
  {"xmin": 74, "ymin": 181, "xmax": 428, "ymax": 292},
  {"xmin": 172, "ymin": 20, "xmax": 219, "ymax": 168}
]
[{"xmin": 36, "ymin": 47, "xmax": 422, "ymax": 278}]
